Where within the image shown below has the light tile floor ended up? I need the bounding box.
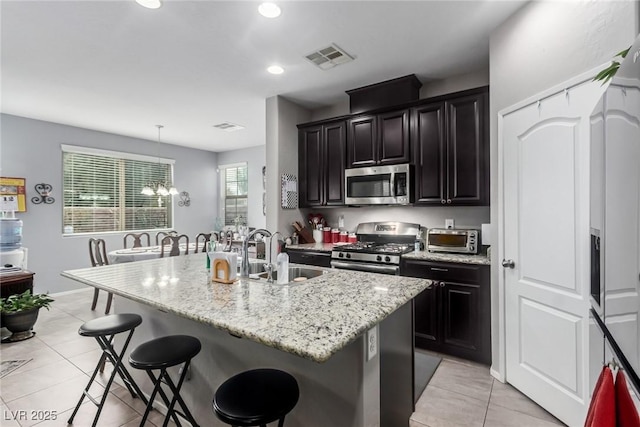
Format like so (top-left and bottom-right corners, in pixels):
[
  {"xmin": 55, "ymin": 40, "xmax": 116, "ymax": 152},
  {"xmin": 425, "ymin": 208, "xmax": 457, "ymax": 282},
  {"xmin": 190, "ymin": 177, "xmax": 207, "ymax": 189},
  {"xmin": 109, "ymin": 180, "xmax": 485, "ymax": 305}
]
[{"xmin": 1, "ymin": 289, "xmax": 566, "ymax": 426}]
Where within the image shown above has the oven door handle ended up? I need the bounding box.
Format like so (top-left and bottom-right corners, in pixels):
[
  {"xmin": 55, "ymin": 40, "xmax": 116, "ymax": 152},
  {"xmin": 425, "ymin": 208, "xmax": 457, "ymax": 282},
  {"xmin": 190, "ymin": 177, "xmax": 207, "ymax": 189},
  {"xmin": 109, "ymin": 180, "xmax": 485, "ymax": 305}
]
[{"xmin": 331, "ymin": 260, "xmax": 399, "ymax": 275}]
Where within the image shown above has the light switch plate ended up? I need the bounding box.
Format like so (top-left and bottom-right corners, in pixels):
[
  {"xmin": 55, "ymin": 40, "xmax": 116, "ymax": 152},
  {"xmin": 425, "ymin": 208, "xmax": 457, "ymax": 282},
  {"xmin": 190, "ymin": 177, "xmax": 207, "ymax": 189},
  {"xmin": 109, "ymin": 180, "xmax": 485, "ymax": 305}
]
[
  {"xmin": 366, "ymin": 326, "xmax": 378, "ymax": 361},
  {"xmin": 338, "ymin": 215, "xmax": 345, "ymax": 228},
  {"xmin": 445, "ymin": 219, "xmax": 454, "ymax": 229}
]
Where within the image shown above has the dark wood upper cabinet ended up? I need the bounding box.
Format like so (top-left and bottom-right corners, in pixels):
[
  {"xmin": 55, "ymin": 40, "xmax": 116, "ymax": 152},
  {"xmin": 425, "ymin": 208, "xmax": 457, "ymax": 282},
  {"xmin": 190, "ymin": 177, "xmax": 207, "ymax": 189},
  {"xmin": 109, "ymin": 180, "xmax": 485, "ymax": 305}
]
[
  {"xmin": 412, "ymin": 88, "xmax": 488, "ymax": 206},
  {"xmin": 298, "ymin": 121, "xmax": 346, "ymax": 207},
  {"xmin": 378, "ymin": 109, "xmax": 411, "ymax": 165},
  {"xmin": 347, "ymin": 109, "xmax": 410, "ymax": 168}
]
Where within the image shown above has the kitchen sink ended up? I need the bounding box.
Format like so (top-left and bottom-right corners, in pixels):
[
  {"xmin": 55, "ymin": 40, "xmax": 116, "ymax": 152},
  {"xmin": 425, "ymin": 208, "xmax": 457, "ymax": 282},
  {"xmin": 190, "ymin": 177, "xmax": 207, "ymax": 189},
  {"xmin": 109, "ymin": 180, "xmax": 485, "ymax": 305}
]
[
  {"xmin": 256, "ymin": 267, "xmax": 327, "ymax": 283},
  {"xmin": 242, "ymin": 261, "xmax": 268, "ymax": 276}
]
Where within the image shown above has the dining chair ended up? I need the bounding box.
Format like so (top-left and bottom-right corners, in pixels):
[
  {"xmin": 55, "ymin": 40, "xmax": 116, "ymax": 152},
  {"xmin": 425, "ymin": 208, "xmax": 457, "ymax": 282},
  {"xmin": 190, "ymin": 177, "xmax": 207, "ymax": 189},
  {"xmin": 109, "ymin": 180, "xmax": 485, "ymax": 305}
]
[
  {"xmin": 88, "ymin": 238, "xmax": 114, "ymax": 314},
  {"xmin": 155, "ymin": 230, "xmax": 177, "ymax": 245},
  {"xmin": 123, "ymin": 232, "xmax": 151, "ymax": 249},
  {"xmin": 160, "ymin": 234, "xmax": 189, "ymax": 258},
  {"xmin": 195, "ymin": 232, "xmax": 218, "ymax": 253}
]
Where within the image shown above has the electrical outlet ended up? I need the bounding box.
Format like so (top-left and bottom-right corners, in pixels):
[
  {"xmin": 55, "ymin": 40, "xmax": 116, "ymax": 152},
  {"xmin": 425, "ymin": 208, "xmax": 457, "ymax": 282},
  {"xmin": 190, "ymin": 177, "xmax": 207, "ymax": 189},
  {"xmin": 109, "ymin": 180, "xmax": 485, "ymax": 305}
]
[
  {"xmin": 338, "ymin": 215, "xmax": 345, "ymax": 228},
  {"xmin": 366, "ymin": 326, "xmax": 378, "ymax": 361},
  {"xmin": 445, "ymin": 219, "xmax": 454, "ymax": 229}
]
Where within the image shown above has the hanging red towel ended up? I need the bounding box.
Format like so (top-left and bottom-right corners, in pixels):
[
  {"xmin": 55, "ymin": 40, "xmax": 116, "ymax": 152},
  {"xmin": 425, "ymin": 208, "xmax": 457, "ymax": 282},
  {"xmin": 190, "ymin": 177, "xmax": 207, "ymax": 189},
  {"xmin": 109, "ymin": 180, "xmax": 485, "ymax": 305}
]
[
  {"xmin": 615, "ymin": 370, "xmax": 640, "ymax": 427},
  {"xmin": 585, "ymin": 366, "xmax": 616, "ymax": 427}
]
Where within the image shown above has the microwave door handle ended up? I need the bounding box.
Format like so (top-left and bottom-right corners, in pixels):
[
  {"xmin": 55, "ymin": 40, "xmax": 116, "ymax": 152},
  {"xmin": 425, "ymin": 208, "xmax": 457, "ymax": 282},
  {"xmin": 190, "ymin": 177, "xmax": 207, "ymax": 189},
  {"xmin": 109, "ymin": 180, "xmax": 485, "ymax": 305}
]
[{"xmin": 390, "ymin": 172, "xmax": 396, "ymax": 198}]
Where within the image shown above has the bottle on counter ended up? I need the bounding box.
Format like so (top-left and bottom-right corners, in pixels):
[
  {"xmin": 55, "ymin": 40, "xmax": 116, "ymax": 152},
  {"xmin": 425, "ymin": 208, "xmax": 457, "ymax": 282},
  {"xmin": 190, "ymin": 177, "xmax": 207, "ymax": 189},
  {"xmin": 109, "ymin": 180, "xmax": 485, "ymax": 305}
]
[
  {"xmin": 276, "ymin": 251, "xmax": 289, "ymax": 284},
  {"xmin": 414, "ymin": 232, "xmax": 421, "ymax": 252}
]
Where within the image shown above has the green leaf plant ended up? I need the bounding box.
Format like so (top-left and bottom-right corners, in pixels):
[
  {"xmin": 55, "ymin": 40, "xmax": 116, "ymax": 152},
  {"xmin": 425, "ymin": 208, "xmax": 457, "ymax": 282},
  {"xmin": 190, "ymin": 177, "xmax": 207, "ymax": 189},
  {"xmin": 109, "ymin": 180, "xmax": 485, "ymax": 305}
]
[
  {"xmin": 594, "ymin": 47, "xmax": 631, "ymax": 84},
  {"xmin": 0, "ymin": 290, "xmax": 54, "ymax": 314}
]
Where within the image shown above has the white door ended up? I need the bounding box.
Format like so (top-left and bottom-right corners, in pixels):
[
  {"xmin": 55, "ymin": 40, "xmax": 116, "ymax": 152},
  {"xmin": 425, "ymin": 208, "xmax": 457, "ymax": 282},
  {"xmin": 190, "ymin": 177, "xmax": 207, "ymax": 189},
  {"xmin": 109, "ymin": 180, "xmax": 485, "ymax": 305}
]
[{"xmin": 501, "ymin": 77, "xmax": 605, "ymax": 426}]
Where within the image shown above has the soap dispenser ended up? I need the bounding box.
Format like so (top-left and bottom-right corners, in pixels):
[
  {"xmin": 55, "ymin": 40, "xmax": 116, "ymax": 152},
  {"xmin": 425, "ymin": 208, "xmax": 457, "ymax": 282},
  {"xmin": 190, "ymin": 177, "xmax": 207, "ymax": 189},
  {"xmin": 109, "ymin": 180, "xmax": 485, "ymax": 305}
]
[{"xmin": 276, "ymin": 248, "xmax": 289, "ymax": 284}]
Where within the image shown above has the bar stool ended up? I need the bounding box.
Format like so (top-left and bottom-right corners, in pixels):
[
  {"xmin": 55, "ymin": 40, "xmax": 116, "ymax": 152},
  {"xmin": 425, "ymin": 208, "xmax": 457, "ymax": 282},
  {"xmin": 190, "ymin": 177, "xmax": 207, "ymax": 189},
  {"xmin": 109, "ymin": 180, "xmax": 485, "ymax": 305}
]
[
  {"xmin": 129, "ymin": 334, "xmax": 202, "ymax": 427},
  {"xmin": 212, "ymin": 368, "xmax": 299, "ymax": 427},
  {"xmin": 68, "ymin": 313, "xmax": 147, "ymax": 427}
]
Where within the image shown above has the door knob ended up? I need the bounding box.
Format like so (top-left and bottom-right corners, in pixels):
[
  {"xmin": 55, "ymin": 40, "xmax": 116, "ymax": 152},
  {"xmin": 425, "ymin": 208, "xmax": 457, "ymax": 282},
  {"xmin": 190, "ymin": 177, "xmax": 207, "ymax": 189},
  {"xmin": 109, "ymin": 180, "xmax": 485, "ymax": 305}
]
[{"xmin": 502, "ymin": 259, "xmax": 515, "ymax": 269}]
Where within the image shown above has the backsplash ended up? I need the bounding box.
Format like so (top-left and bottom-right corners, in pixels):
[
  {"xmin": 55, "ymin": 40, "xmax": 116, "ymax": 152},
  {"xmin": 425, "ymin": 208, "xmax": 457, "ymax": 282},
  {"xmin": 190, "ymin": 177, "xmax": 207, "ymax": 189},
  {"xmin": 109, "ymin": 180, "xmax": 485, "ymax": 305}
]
[{"xmin": 300, "ymin": 206, "xmax": 490, "ymax": 233}]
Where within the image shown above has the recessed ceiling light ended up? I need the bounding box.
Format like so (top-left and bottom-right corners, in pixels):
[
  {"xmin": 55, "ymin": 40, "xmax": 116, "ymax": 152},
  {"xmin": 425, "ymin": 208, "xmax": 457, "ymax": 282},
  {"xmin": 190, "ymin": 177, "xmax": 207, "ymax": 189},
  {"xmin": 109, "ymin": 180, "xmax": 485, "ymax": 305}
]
[
  {"xmin": 258, "ymin": 2, "xmax": 281, "ymax": 18},
  {"xmin": 267, "ymin": 65, "xmax": 284, "ymax": 75},
  {"xmin": 135, "ymin": 0, "xmax": 162, "ymax": 9}
]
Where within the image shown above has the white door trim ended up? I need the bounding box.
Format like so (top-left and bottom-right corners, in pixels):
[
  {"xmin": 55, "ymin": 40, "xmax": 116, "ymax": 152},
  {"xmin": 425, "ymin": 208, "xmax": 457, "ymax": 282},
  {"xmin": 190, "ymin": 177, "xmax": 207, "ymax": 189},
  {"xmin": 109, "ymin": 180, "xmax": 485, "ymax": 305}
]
[{"xmin": 495, "ymin": 62, "xmax": 609, "ymax": 383}]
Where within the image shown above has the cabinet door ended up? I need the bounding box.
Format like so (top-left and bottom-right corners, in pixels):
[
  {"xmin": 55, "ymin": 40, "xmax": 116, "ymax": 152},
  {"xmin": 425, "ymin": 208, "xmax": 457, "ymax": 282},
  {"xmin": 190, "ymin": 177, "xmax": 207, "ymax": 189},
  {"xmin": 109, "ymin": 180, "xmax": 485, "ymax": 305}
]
[
  {"xmin": 414, "ymin": 286, "xmax": 439, "ymax": 349},
  {"xmin": 324, "ymin": 121, "xmax": 346, "ymax": 205},
  {"xmin": 412, "ymin": 103, "xmax": 446, "ymax": 204},
  {"xmin": 299, "ymin": 126, "xmax": 324, "ymax": 206},
  {"xmin": 347, "ymin": 115, "xmax": 377, "ymax": 167},
  {"xmin": 446, "ymin": 92, "xmax": 488, "ymax": 205},
  {"xmin": 378, "ymin": 109, "xmax": 410, "ymax": 165}
]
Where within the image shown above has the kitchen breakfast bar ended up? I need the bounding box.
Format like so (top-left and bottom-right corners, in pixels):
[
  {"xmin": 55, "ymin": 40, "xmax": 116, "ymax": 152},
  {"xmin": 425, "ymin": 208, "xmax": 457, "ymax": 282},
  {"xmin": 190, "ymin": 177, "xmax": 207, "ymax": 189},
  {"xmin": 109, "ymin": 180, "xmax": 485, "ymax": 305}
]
[{"xmin": 61, "ymin": 252, "xmax": 432, "ymax": 427}]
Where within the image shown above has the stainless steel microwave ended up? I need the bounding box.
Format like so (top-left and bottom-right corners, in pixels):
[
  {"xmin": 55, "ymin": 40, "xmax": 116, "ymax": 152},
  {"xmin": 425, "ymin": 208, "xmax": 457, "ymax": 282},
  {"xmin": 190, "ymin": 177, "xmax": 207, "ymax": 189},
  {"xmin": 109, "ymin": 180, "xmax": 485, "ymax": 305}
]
[
  {"xmin": 427, "ymin": 228, "xmax": 478, "ymax": 254},
  {"xmin": 344, "ymin": 163, "xmax": 412, "ymax": 205}
]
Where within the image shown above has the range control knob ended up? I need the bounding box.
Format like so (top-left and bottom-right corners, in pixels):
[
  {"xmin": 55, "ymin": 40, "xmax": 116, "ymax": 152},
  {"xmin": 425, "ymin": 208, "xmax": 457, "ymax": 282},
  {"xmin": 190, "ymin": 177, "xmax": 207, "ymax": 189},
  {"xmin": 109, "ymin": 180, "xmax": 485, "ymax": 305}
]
[
  {"xmin": 346, "ymin": 253, "xmax": 351, "ymax": 259},
  {"xmin": 339, "ymin": 252, "xmax": 344, "ymax": 258},
  {"xmin": 384, "ymin": 256, "xmax": 391, "ymax": 262},
  {"xmin": 376, "ymin": 255, "xmax": 382, "ymax": 262}
]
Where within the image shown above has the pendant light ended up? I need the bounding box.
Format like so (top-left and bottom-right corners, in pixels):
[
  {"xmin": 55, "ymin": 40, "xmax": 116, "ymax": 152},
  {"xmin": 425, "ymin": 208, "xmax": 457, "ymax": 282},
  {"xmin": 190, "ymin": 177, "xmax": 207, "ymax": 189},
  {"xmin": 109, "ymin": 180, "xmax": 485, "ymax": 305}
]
[{"xmin": 141, "ymin": 125, "xmax": 178, "ymax": 196}]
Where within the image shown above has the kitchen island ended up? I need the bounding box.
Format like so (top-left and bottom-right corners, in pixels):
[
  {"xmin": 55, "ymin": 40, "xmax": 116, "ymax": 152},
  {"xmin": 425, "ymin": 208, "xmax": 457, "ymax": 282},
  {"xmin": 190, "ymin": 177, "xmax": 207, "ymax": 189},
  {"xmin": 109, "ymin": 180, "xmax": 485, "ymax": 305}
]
[{"xmin": 62, "ymin": 252, "xmax": 431, "ymax": 427}]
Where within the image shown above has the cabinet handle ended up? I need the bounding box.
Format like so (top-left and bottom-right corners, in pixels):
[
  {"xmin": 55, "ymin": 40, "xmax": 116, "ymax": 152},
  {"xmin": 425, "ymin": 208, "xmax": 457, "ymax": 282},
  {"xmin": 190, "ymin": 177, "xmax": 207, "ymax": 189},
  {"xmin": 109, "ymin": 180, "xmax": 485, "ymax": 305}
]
[
  {"xmin": 441, "ymin": 199, "xmax": 446, "ymax": 204},
  {"xmin": 446, "ymin": 199, "xmax": 452, "ymax": 204},
  {"xmin": 430, "ymin": 267, "xmax": 449, "ymax": 272},
  {"xmin": 440, "ymin": 281, "xmax": 446, "ymax": 287}
]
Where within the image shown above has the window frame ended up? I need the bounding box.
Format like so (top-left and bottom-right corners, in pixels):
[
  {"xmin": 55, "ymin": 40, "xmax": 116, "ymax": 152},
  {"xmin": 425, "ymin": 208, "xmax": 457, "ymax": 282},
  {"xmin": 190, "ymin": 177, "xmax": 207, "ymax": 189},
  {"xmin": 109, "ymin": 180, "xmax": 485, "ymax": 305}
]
[
  {"xmin": 219, "ymin": 162, "xmax": 249, "ymax": 228},
  {"xmin": 61, "ymin": 144, "xmax": 176, "ymax": 236}
]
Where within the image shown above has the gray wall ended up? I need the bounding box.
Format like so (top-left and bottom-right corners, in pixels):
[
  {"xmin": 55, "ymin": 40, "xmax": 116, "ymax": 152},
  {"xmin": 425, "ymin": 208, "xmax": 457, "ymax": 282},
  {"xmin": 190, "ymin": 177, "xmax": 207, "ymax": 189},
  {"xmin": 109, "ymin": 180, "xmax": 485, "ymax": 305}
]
[
  {"xmin": 488, "ymin": 0, "xmax": 640, "ymax": 376},
  {"xmin": 0, "ymin": 114, "xmax": 218, "ymax": 294},
  {"xmin": 217, "ymin": 145, "xmax": 266, "ymax": 230}
]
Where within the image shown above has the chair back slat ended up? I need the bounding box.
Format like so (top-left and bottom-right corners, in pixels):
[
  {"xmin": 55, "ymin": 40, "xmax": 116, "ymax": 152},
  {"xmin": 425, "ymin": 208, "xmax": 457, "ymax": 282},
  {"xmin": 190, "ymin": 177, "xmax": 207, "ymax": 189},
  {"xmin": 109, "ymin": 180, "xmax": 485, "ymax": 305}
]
[
  {"xmin": 160, "ymin": 235, "xmax": 189, "ymax": 258},
  {"xmin": 195, "ymin": 232, "xmax": 218, "ymax": 253},
  {"xmin": 155, "ymin": 230, "xmax": 177, "ymax": 245},
  {"xmin": 89, "ymin": 238, "xmax": 109, "ymax": 267},
  {"xmin": 124, "ymin": 232, "xmax": 150, "ymax": 248}
]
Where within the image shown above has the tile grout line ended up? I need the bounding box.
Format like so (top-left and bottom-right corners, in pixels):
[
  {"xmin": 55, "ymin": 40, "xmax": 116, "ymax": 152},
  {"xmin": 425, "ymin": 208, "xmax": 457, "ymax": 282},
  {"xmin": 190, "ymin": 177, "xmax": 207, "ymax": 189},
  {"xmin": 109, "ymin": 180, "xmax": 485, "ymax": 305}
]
[{"xmin": 482, "ymin": 378, "xmax": 495, "ymax": 426}]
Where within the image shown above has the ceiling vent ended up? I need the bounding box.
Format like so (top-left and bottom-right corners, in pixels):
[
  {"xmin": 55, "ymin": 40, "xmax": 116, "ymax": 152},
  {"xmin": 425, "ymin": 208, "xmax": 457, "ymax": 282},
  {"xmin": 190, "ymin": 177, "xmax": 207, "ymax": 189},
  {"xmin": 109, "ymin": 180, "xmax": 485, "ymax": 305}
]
[
  {"xmin": 213, "ymin": 122, "xmax": 245, "ymax": 132},
  {"xmin": 305, "ymin": 44, "xmax": 354, "ymax": 70}
]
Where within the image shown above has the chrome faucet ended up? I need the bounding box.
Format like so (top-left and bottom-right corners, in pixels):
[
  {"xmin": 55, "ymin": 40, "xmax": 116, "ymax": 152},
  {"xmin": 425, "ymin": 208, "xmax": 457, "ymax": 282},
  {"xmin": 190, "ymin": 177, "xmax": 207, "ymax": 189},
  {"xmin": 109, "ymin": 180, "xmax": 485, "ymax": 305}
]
[{"xmin": 240, "ymin": 229, "xmax": 272, "ymax": 278}]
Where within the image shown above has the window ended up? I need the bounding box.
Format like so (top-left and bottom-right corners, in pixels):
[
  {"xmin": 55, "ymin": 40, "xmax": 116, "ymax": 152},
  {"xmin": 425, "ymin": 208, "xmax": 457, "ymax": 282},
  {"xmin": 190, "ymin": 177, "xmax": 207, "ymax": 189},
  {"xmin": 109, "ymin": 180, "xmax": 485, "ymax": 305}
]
[
  {"xmin": 220, "ymin": 163, "xmax": 248, "ymax": 227},
  {"xmin": 62, "ymin": 145, "xmax": 174, "ymax": 234}
]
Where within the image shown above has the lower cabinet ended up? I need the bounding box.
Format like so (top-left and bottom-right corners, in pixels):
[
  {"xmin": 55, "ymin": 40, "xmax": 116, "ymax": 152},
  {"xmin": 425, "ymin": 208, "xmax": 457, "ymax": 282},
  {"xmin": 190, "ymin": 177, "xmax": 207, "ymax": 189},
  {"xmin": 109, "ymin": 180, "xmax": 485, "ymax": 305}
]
[{"xmin": 401, "ymin": 259, "xmax": 491, "ymax": 365}]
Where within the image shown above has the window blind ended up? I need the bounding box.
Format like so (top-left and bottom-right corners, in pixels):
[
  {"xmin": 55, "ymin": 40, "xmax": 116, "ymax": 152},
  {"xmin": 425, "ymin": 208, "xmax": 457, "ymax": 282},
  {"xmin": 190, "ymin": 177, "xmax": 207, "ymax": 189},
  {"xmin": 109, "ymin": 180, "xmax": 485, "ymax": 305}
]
[
  {"xmin": 62, "ymin": 149, "xmax": 174, "ymax": 234},
  {"xmin": 222, "ymin": 164, "xmax": 248, "ymax": 226}
]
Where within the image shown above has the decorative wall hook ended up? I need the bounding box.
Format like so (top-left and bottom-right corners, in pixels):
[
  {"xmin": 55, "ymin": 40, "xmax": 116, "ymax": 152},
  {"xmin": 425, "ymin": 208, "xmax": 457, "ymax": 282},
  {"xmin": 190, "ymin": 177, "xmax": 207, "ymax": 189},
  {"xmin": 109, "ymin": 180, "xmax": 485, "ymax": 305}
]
[
  {"xmin": 178, "ymin": 191, "xmax": 190, "ymax": 207},
  {"xmin": 31, "ymin": 183, "xmax": 55, "ymax": 204}
]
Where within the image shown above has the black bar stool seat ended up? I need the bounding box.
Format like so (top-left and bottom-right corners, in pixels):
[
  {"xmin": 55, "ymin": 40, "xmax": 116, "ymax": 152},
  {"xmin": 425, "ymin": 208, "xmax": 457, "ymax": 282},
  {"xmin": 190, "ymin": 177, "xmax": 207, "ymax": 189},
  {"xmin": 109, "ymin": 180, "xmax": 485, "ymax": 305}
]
[
  {"xmin": 129, "ymin": 335, "xmax": 202, "ymax": 427},
  {"xmin": 213, "ymin": 368, "xmax": 299, "ymax": 427},
  {"xmin": 68, "ymin": 313, "xmax": 147, "ymax": 427}
]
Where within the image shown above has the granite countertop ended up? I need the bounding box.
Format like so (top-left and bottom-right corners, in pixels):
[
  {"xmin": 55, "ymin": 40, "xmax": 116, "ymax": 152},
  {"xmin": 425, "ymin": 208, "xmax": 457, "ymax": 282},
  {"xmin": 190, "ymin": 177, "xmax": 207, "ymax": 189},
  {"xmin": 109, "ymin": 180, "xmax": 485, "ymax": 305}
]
[
  {"xmin": 285, "ymin": 243, "xmax": 336, "ymax": 252},
  {"xmin": 403, "ymin": 250, "xmax": 491, "ymax": 265},
  {"xmin": 61, "ymin": 253, "xmax": 431, "ymax": 363}
]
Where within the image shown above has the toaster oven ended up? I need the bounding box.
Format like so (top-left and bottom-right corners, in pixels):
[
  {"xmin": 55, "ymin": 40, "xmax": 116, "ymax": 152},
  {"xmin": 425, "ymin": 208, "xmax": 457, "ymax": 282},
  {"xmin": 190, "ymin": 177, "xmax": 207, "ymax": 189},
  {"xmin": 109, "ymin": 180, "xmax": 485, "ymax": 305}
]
[{"xmin": 427, "ymin": 228, "xmax": 478, "ymax": 254}]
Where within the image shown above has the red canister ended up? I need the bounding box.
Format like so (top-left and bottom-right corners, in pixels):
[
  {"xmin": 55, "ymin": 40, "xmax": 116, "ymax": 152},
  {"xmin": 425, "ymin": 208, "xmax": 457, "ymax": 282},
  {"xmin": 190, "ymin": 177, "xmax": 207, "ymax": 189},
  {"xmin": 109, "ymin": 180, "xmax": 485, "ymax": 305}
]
[
  {"xmin": 340, "ymin": 231, "xmax": 348, "ymax": 242},
  {"xmin": 348, "ymin": 233, "xmax": 357, "ymax": 243},
  {"xmin": 323, "ymin": 228, "xmax": 331, "ymax": 243},
  {"xmin": 331, "ymin": 229, "xmax": 340, "ymax": 243}
]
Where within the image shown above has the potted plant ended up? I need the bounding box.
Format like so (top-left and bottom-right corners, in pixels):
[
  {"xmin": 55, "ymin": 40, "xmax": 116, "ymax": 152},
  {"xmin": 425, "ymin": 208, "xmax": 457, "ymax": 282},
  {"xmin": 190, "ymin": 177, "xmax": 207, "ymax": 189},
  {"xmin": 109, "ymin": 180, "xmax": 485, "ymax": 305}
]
[{"xmin": 0, "ymin": 290, "xmax": 54, "ymax": 342}]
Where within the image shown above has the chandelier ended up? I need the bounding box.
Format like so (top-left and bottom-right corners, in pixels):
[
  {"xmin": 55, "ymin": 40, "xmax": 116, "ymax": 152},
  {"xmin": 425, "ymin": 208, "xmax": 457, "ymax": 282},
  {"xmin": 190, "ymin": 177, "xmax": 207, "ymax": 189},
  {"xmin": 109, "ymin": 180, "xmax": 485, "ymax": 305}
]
[{"xmin": 141, "ymin": 125, "xmax": 179, "ymax": 196}]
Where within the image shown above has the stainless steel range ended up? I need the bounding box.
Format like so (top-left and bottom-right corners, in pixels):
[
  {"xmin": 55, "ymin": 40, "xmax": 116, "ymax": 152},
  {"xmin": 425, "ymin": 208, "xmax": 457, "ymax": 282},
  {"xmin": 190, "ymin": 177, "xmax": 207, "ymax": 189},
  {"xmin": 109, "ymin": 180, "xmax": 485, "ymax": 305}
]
[{"xmin": 331, "ymin": 222, "xmax": 420, "ymax": 275}]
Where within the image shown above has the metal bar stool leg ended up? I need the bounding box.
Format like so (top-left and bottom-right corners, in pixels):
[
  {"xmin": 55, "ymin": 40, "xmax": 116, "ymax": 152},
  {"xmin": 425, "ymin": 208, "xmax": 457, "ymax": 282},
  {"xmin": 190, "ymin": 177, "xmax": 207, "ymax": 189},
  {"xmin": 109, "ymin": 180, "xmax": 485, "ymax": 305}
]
[
  {"xmin": 99, "ymin": 333, "xmax": 147, "ymax": 402},
  {"xmin": 161, "ymin": 360, "xmax": 199, "ymax": 427}
]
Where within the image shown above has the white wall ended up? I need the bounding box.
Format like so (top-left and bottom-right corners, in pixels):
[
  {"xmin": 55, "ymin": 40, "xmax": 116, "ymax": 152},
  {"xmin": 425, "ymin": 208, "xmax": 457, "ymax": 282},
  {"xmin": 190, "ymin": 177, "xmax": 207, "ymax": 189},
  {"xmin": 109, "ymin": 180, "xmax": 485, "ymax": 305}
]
[
  {"xmin": 217, "ymin": 145, "xmax": 266, "ymax": 230},
  {"xmin": 265, "ymin": 96, "xmax": 310, "ymax": 238},
  {"xmin": 0, "ymin": 114, "xmax": 218, "ymax": 294},
  {"xmin": 489, "ymin": 0, "xmax": 639, "ymax": 378}
]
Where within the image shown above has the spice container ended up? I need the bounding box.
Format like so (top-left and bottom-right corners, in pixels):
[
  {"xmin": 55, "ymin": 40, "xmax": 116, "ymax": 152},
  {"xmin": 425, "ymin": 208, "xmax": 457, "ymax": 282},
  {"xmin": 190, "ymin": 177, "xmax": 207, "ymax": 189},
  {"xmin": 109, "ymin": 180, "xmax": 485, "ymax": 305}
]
[
  {"xmin": 331, "ymin": 229, "xmax": 340, "ymax": 243},
  {"xmin": 339, "ymin": 231, "xmax": 348, "ymax": 242},
  {"xmin": 348, "ymin": 233, "xmax": 357, "ymax": 243}
]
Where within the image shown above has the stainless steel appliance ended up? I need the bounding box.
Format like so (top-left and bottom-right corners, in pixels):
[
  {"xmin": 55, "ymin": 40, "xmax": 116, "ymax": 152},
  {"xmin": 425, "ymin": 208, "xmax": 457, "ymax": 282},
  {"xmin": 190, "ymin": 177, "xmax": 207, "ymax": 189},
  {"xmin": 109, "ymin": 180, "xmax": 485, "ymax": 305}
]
[
  {"xmin": 331, "ymin": 221, "xmax": 420, "ymax": 275},
  {"xmin": 426, "ymin": 228, "xmax": 478, "ymax": 254},
  {"xmin": 345, "ymin": 163, "xmax": 412, "ymax": 205}
]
